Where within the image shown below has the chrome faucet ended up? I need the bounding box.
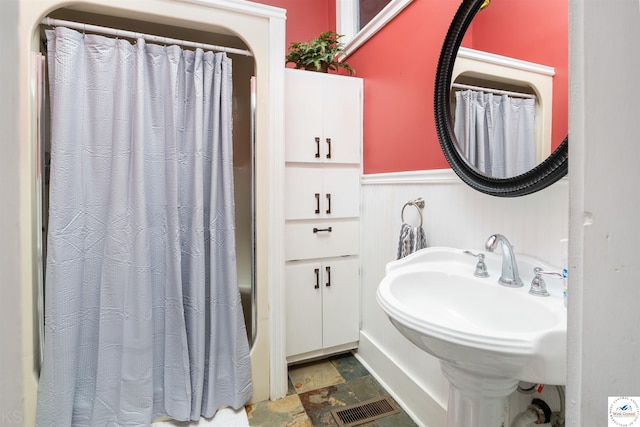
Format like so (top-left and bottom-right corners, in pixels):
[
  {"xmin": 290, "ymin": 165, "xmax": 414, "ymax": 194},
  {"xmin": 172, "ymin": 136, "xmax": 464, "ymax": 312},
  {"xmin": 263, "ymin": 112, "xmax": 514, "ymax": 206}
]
[{"xmin": 484, "ymin": 234, "xmax": 524, "ymax": 288}]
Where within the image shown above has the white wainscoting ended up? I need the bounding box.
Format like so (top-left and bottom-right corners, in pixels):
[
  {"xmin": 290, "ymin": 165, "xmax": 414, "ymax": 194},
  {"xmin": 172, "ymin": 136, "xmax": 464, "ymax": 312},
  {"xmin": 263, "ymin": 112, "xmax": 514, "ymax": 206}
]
[{"xmin": 357, "ymin": 169, "xmax": 569, "ymax": 427}]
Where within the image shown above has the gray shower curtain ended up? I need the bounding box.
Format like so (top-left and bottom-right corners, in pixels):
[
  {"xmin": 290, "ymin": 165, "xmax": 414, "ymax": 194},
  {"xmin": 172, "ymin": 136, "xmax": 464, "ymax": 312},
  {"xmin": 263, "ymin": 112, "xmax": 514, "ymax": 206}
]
[
  {"xmin": 454, "ymin": 89, "xmax": 536, "ymax": 178},
  {"xmin": 36, "ymin": 27, "xmax": 252, "ymax": 426}
]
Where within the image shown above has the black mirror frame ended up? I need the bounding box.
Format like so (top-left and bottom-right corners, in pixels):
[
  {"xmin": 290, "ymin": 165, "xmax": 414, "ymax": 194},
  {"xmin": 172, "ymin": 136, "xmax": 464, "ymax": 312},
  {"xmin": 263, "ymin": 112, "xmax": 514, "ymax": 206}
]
[{"xmin": 434, "ymin": 0, "xmax": 568, "ymax": 197}]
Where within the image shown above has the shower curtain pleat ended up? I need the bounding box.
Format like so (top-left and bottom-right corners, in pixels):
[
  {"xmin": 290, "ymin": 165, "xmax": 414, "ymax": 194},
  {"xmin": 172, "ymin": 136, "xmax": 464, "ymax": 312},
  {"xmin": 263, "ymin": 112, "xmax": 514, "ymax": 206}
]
[
  {"xmin": 36, "ymin": 26, "xmax": 252, "ymax": 427},
  {"xmin": 454, "ymin": 89, "xmax": 536, "ymax": 178}
]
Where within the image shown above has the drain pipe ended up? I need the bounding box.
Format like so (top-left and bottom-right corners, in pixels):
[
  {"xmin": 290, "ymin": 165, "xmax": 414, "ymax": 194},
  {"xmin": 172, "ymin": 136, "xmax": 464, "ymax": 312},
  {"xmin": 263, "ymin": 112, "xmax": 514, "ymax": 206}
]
[
  {"xmin": 510, "ymin": 398, "xmax": 552, "ymax": 427},
  {"xmin": 551, "ymin": 386, "xmax": 566, "ymax": 426},
  {"xmin": 511, "ymin": 408, "xmax": 539, "ymax": 427}
]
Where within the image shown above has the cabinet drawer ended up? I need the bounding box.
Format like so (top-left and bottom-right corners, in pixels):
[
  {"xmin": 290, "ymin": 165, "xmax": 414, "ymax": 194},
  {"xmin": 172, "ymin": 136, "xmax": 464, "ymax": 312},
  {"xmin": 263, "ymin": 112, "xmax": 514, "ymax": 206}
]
[
  {"xmin": 285, "ymin": 220, "xmax": 359, "ymax": 261},
  {"xmin": 285, "ymin": 166, "xmax": 360, "ymax": 220}
]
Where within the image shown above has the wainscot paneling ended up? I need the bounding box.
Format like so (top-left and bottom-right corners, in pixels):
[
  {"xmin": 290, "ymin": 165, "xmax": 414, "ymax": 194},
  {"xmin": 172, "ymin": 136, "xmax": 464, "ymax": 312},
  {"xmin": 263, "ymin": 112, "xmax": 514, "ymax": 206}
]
[{"xmin": 357, "ymin": 169, "xmax": 569, "ymax": 426}]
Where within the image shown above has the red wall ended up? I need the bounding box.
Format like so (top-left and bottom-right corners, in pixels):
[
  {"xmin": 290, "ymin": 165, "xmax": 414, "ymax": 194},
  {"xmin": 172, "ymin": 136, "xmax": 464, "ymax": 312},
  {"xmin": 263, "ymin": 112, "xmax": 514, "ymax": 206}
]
[
  {"xmin": 347, "ymin": 1, "xmax": 458, "ymax": 173},
  {"xmin": 252, "ymin": 0, "xmax": 335, "ymax": 59},
  {"xmin": 253, "ymin": 0, "xmax": 567, "ymax": 174}
]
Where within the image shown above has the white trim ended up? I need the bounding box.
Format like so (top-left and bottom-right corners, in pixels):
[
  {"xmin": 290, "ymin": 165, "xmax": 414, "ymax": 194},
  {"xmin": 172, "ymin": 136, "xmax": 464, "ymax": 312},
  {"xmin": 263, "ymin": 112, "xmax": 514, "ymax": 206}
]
[
  {"xmin": 175, "ymin": 0, "xmax": 286, "ymax": 18},
  {"xmin": 355, "ymin": 331, "xmax": 447, "ymax": 427},
  {"xmin": 267, "ymin": 13, "xmax": 288, "ymax": 401},
  {"xmin": 337, "ymin": 0, "xmax": 414, "ymax": 56},
  {"xmin": 362, "ymin": 168, "xmax": 569, "ymax": 186},
  {"xmin": 287, "ymin": 342, "xmax": 359, "ymax": 365},
  {"xmin": 362, "ymin": 169, "xmax": 459, "ymax": 185},
  {"xmin": 457, "ymin": 47, "xmax": 555, "ymax": 77},
  {"xmin": 336, "ymin": 0, "xmax": 358, "ymax": 45}
]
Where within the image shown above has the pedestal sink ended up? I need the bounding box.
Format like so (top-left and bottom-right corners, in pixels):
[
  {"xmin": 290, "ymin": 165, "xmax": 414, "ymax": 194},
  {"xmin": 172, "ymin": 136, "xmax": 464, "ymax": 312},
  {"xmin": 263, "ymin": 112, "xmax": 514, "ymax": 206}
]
[{"xmin": 376, "ymin": 247, "xmax": 566, "ymax": 427}]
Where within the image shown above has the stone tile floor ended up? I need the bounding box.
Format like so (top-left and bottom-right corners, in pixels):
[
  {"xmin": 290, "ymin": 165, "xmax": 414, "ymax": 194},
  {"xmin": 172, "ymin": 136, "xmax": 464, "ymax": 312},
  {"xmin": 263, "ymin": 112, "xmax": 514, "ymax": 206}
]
[{"xmin": 246, "ymin": 352, "xmax": 418, "ymax": 427}]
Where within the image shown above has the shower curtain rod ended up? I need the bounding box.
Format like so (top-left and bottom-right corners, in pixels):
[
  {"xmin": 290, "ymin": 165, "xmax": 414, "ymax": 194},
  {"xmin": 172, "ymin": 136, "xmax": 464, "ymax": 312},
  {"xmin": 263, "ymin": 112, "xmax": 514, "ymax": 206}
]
[
  {"xmin": 40, "ymin": 17, "xmax": 254, "ymax": 57},
  {"xmin": 452, "ymin": 82, "xmax": 536, "ymax": 99}
]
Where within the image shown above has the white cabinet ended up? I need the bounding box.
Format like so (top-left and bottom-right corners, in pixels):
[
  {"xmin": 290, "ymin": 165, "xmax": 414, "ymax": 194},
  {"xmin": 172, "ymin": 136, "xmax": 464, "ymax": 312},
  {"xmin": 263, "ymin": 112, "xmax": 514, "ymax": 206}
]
[
  {"xmin": 284, "ymin": 166, "xmax": 360, "ymax": 220},
  {"xmin": 284, "ymin": 68, "xmax": 362, "ymax": 362},
  {"xmin": 285, "ymin": 69, "xmax": 361, "ymax": 164},
  {"xmin": 284, "ymin": 220, "xmax": 359, "ymax": 261},
  {"xmin": 285, "ymin": 258, "xmax": 360, "ymax": 357}
]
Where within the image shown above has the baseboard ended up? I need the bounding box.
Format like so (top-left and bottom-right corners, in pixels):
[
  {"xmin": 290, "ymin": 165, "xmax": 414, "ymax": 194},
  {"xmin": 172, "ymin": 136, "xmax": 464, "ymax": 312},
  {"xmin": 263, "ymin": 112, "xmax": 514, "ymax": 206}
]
[
  {"xmin": 353, "ymin": 331, "xmax": 447, "ymax": 427},
  {"xmin": 286, "ymin": 342, "xmax": 358, "ymax": 365},
  {"xmin": 151, "ymin": 407, "xmax": 249, "ymax": 426}
]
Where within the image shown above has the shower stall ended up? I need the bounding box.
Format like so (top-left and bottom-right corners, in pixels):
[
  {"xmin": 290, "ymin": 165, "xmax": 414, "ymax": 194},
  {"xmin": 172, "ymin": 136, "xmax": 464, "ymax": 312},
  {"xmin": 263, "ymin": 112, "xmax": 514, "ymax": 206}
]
[
  {"xmin": 36, "ymin": 6, "xmax": 258, "ymax": 351},
  {"xmin": 19, "ymin": 0, "xmax": 287, "ymax": 423}
]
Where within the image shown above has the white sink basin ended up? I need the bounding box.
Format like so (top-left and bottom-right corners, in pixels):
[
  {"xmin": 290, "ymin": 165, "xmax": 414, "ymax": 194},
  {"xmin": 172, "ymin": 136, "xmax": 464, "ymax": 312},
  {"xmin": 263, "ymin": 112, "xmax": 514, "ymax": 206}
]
[{"xmin": 376, "ymin": 246, "xmax": 567, "ymax": 385}]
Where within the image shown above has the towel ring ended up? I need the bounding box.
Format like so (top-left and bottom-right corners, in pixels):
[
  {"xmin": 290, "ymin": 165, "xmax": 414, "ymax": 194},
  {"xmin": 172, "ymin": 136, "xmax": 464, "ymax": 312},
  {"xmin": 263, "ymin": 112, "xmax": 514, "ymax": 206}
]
[{"xmin": 401, "ymin": 197, "xmax": 425, "ymax": 227}]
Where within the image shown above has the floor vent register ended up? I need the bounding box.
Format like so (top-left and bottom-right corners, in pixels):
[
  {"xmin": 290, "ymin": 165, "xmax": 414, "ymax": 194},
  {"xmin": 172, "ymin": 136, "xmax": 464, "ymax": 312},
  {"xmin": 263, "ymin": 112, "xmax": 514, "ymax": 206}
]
[{"xmin": 330, "ymin": 396, "xmax": 400, "ymax": 427}]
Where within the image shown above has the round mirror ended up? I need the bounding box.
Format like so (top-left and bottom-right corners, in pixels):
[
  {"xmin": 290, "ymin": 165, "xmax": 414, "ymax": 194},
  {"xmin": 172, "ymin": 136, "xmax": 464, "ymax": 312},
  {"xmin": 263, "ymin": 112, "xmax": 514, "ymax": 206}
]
[{"xmin": 434, "ymin": 0, "xmax": 568, "ymax": 197}]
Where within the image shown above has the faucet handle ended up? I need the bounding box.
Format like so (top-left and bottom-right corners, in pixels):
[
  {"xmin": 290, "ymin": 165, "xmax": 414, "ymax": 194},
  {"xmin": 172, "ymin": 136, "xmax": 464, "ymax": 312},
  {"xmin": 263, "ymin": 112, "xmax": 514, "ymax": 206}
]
[
  {"xmin": 529, "ymin": 267, "xmax": 563, "ymax": 297},
  {"xmin": 464, "ymin": 251, "xmax": 489, "ymax": 278}
]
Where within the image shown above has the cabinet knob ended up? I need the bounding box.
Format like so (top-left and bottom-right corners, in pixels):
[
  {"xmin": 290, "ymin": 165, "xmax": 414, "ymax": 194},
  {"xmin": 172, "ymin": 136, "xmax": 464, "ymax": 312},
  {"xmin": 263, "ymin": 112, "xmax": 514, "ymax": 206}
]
[
  {"xmin": 326, "ymin": 138, "xmax": 332, "ymax": 159},
  {"xmin": 326, "ymin": 193, "xmax": 331, "ymax": 214},
  {"xmin": 315, "ymin": 193, "xmax": 320, "ymax": 214},
  {"xmin": 314, "ymin": 268, "xmax": 320, "ymax": 289},
  {"xmin": 315, "ymin": 137, "xmax": 320, "ymax": 158},
  {"xmin": 325, "ymin": 266, "xmax": 331, "ymax": 287}
]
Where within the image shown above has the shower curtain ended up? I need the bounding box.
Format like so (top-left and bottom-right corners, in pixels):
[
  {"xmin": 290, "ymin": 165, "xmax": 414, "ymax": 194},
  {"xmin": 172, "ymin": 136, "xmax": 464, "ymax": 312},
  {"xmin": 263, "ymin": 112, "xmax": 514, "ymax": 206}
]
[
  {"xmin": 454, "ymin": 89, "xmax": 536, "ymax": 178},
  {"xmin": 36, "ymin": 27, "xmax": 252, "ymax": 426}
]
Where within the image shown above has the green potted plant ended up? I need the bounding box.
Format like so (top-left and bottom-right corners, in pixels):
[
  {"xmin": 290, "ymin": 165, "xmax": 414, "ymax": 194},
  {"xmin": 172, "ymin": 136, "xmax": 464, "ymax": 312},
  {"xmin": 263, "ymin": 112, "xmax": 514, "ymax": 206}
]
[{"xmin": 285, "ymin": 31, "xmax": 355, "ymax": 75}]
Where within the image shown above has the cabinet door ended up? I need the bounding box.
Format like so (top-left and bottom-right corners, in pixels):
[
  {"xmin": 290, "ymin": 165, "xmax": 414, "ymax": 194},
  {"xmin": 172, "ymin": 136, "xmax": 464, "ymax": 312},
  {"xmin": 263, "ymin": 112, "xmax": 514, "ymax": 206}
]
[
  {"xmin": 285, "ymin": 69, "xmax": 324, "ymax": 163},
  {"xmin": 322, "ymin": 167, "xmax": 360, "ymax": 218},
  {"xmin": 285, "ymin": 166, "xmax": 359, "ymax": 220},
  {"xmin": 322, "ymin": 258, "xmax": 360, "ymax": 349},
  {"xmin": 322, "ymin": 75, "xmax": 362, "ymax": 164},
  {"xmin": 284, "ymin": 167, "xmax": 323, "ymax": 220},
  {"xmin": 285, "ymin": 69, "xmax": 361, "ymax": 164},
  {"xmin": 286, "ymin": 261, "xmax": 323, "ymax": 357}
]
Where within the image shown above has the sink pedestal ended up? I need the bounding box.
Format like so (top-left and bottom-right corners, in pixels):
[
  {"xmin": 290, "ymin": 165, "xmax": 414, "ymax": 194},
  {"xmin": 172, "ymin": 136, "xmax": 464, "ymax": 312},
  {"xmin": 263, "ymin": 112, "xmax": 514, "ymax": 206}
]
[{"xmin": 441, "ymin": 362, "xmax": 519, "ymax": 427}]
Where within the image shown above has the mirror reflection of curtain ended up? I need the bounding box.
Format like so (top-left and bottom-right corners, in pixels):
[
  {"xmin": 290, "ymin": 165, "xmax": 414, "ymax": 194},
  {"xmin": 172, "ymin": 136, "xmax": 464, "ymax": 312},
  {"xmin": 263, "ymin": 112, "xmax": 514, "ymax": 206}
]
[
  {"xmin": 454, "ymin": 89, "xmax": 536, "ymax": 178},
  {"xmin": 36, "ymin": 26, "xmax": 252, "ymax": 426}
]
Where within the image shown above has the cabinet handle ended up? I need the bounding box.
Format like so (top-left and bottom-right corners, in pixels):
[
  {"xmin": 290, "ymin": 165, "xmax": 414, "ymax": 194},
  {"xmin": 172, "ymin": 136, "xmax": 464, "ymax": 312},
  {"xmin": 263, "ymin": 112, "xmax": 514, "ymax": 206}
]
[
  {"xmin": 314, "ymin": 268, "xmax": 320, "ymax": 289},
  {"xmin": 315, "ymin": 193, "xmax": 320, "ymax": 214},
  {"xmin": 313, "ymin": 226, "xmax": 332, "ymax": 233},
  {"xmin": 326, "ymin": 193, "xmax": 331, "ymax": 214},
  {"xmin": 326, "ymin": 138, "xmax": 332, "ymax": 159},
  {"xmin": 315, "ymin": 137, "xmax": 320, "ymax": 158},
  {"xmin": 325, "ymin": 266, "xmax": 331, "ymax": 287}
]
